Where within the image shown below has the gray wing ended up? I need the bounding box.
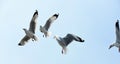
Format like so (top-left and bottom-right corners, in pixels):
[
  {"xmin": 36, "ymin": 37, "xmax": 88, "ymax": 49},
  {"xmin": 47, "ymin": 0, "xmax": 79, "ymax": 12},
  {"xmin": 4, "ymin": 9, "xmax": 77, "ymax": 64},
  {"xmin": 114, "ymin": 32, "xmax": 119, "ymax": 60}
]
[
  {"xmin": 18, "ymin": 35, "xmax": 30, "ymax": 46},
  {"xmin": 63, "ymin": 34, "xmax": 84, "ymax": 46},
  {"xmin": 29, "ymin": 10, "xmax": 38, "ymax": 33},
  {"xmin": 115, "ymin": 20, "xmax": 120, "ymax": 43},
  {"xmin": 44, "ymin": 13, "xmax": 59, "ymax": 31}
]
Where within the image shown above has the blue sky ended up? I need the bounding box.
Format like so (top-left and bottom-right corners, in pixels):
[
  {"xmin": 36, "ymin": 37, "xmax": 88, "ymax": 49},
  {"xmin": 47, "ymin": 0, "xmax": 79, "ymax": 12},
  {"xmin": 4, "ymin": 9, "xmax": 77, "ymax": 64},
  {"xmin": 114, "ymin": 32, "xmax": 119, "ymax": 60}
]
[{"xmin": 0, "ymin": 0, "xmax": 120, "ymax": 64}]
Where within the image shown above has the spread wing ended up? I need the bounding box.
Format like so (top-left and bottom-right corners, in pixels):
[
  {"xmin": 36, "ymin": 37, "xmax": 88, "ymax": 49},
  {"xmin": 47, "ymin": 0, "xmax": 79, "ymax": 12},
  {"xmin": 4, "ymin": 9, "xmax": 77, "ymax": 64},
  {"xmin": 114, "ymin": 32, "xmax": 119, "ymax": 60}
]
[
  {"xmin": 18, "ymin": 35, "xmax": 30, "ymax": 46},
  {"xmin": 44, "ymin": 13, "xmax": 59, "ymax": 31},
  {"xmin": 115, "ymin": 20, "xmax": 120, "ymax": 43},
  {"xmin": 63, "ymin": 34, "xmax": 84, "ymax": 46},
  {"xmin": 29, "ymin": 10, "xmax": 38, "ymax": 33}
]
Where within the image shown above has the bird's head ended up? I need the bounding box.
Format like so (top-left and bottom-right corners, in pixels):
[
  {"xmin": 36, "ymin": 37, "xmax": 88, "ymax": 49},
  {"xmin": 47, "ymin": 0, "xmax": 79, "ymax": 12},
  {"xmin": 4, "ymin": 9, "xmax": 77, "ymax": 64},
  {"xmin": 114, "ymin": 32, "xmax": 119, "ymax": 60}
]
[
  {"xmin": 40, "ymin": 25, "xmax": 43, "ymax": 32},
  {"xmin": 23, "ymin": 28, "xmax": 26, "ymax": 31},
  {"xmin": 109, "ymin": 44, "xmax": 114, "ymax": 49}
]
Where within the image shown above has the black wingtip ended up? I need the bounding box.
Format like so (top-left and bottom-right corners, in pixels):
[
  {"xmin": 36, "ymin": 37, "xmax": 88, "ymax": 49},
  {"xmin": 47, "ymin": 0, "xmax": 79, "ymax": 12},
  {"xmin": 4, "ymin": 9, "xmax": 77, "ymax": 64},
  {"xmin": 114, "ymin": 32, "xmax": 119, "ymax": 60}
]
[
  {"xmin": 33, "ymin": 10, "xmax": 38, "ymax": 17},
  {"xmin": 77, "ymin": 36, "xmax": 85, "ymax": 42},
  {"xmin": 80, "ymin": 39, "xmax": 85, "ymax": 42},
  {"xmin": 35, "ymin": 10, "xmax": 38, "ymax": 13},
  {"xmin": 116, "ymin": 20, "xmax": 119, "ymax": 30},
  {"xmin": 53, "ymin": 13, "xmax": 59, "ymax": 18},
  {"xmin": 18, "ymin": 43, "xmax": 22, "ymax": 46},
  {"xmin": 18, "ymin": 43, "xmax": 24, "ymax": 46}
]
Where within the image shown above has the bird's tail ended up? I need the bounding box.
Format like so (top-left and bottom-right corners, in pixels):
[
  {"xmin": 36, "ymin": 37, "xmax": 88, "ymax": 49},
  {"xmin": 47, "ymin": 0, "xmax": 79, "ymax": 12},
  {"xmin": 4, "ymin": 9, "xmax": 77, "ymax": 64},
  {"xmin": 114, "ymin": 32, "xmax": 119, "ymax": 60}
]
[
  {"xmin": 47, "ymin": 31, "xmax": 51, "ymax": 37},
  {"xmin": 62, "ymin": 47, "xmax": 67, "ymax": 54}
]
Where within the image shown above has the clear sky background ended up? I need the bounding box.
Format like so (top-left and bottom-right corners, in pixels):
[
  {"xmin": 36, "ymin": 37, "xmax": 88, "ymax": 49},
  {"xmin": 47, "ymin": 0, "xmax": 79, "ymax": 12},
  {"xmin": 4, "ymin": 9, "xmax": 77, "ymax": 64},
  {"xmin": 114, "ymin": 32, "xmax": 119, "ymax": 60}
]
[{"xmin": 0, "ymin": 0, "xmax": 120, "ymax": 64}]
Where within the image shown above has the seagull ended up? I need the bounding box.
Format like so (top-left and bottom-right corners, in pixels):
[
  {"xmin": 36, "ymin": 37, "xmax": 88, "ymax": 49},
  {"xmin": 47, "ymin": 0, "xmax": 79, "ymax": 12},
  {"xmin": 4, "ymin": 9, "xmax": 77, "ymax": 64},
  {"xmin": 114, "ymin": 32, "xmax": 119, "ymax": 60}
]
[
  {"xmin": 109, "ymin": 20, "xmax": 120, "ymax": 52},
  {"xmin": 54, "ymin": 33, "xmax": 84, "ymax": 54},
  {"xmin": 18, "ymin": 10, "xmax": 38, "ymax": 46},
  {"xmin": 40, "ymin": 13, "xmax": 59, "ymax": 37}
]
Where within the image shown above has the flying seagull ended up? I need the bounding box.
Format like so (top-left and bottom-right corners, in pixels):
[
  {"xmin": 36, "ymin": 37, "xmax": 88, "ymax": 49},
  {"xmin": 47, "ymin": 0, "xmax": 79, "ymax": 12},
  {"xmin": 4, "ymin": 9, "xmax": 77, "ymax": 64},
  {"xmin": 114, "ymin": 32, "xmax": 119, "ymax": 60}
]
[
  {"xmin": 40, "ymin": 13, "xmax": 59, "ymax": 37},
  {"xmin": 109, "ymin": 20, "xmax": 120, "ymax": 52},
  {"xmin": 18, "ymin": 10, "xmax": 38, "ymax": 46},
  {"xmin": 54, "ymin": 33, "xmax": 84, "ymax": 54}
]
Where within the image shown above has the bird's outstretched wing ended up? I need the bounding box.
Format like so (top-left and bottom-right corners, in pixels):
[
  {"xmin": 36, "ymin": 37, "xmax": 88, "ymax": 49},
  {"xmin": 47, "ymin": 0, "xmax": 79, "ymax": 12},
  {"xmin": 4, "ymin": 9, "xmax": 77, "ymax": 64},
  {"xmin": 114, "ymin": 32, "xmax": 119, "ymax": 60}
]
[
  {"xmin": 115, "ymin": 20, "xmax": 120, "ymax": 43},
  {"xmin": 63, "ymin": 34, "xmax": 84, "ymax": 46},
  {"xmin": 29, "ymin": 10, "xmax": 38, "ymax": 33},
  {"xmin": 69, "ymin": 34, "xmax": 84, "ymax": 42},
  {"xmin": 44, "ymin": 13, "xmax": 59, "ymax": 31},
  {"xmin": 18, "ymin": 35, "xmax": 30, "ymax": 46}
]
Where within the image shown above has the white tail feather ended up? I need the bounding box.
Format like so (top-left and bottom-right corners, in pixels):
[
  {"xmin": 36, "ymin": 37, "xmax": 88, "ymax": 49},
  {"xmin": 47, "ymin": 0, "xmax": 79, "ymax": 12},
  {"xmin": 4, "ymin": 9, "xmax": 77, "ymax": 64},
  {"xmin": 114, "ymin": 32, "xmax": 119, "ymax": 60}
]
[
  {"xmin": 47, "ymin": 31, "xmax": 52, "ymax": 37},
  {"xmin": 63, "ymin": 47, "xmax": 67, "ymax": 54}
]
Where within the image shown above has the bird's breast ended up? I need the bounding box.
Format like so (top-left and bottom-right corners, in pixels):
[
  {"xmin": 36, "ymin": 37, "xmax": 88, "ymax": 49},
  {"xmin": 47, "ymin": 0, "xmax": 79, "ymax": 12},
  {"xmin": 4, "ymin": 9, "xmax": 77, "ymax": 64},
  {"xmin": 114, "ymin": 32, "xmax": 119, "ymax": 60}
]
[{"xmin": 26, "ymin": 31, "xmax": 34, "ymax": 38}]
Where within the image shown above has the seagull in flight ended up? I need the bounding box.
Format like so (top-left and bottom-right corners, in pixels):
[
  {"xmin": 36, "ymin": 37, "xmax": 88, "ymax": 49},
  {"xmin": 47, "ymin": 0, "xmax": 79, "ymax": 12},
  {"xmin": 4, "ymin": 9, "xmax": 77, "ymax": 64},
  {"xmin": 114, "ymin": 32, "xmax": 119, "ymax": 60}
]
[
  {"xmin": 18, "ymin": 10, "xmax": 38, "ymax": 46},
  {"xmin": 40, "ymin": 13, "xmax": 59, "ymax": 37},
  {"xmin": 109, "ymin": 20, "xmax": 120, "ymax": 52},
  {"xmin": 54, "ymin": 33, "xmax": 84, "ymax": 54}
]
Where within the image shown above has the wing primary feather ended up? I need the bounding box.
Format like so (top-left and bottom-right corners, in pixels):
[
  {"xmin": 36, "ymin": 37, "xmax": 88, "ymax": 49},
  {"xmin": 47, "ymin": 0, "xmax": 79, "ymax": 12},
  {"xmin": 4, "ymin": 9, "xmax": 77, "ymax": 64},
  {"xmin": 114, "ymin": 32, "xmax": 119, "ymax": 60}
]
[
  {"xmin": 29, "ymin": 10, "xmax": 38, "ymax": 33},
  {"xmin": 63, "ymin": 34, "xmax": 84, "ymax": 46},
  {"xmin": 44, "ymin": 13, "xmax": 59, "ymax": 31},
  {"xmin": 18, "ymin": 35, "xmax": 30, "ymax": 46},
  {"xmin": 116, "ymin": 20, "xmax": 119, "ymax": 31}
]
